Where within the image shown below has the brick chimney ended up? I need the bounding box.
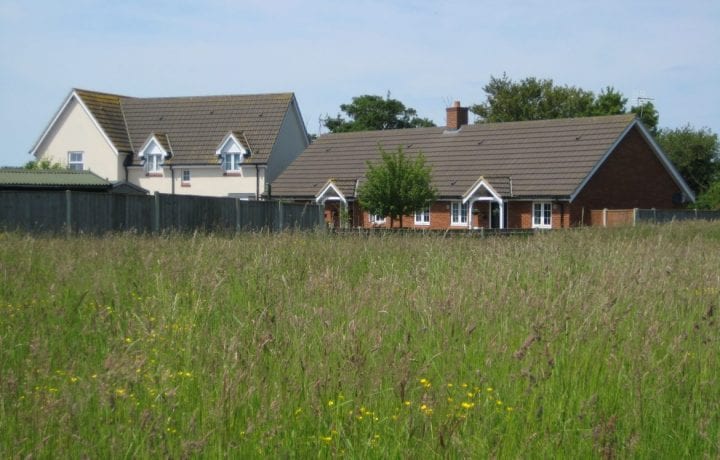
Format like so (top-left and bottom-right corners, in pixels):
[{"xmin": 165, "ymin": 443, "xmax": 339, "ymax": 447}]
[{"xmin": 446, "ymin": 101, "xmax": 469, "ymax": 130}]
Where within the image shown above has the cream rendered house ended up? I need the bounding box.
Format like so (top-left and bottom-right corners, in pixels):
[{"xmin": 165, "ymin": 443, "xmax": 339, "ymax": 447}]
[{"xmin": 30, "ymin": 89, "xmax": 310, "ymax": 199}]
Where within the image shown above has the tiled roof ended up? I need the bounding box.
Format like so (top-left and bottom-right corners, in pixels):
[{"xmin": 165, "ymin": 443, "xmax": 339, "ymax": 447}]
[
  {"xmin": 271, "ymin": 114, "xmax": 637, "ymax": 199},
  {"xmin": 119, "ymin": 92, "xmax": 294, "ymax": 165},
  {"xmin": 74, "ymin": 89, "xmax": 296, "ymax": 165},
  {"xmin": 0, "ymin": 168, "xmax": 110, "ymax": 188},
  {"xmin": 74, "ymin": 89, "xmax": 134, "ymax": 152}
]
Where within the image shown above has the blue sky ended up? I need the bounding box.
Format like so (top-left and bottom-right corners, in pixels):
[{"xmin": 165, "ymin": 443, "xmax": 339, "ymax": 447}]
[{"xmin": 1, "ymin": 0, "xmax": 718, "ymax": 166}]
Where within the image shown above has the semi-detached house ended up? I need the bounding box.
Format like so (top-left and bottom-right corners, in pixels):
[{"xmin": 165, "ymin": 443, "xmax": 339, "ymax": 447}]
[
  {"xmin": 30, "ymin": 89, "xmax": 310, "ymax": 199},
  {"xmin": 271, "ymin": 102, "xmax": 695, "ymax": 229}
]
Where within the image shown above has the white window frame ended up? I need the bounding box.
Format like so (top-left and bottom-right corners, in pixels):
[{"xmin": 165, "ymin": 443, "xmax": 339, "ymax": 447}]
[
  {"xmin": 369, "ymin": 213, "xmax": 386, "ymax": 224},
  {"xmin": 145, "ymin": 153, "xmax": 163, "ymax": 174},
  {"xmin": 532, "ymin": 202, "xmax": 552, "ymax": 229},
  {"xmin": 222, "ymin": 153, "xmax": 243, "ymax": 173},
  {"xmin": 414, "ymin": 206, "xmax": 430, "ymax": 225},
  {"xmin": 68, "ymin": 151, "xmax": 83, "ymax": 171},
  {"xmin": 181, "ymin": 169, "xmax": 191, "ymax": 183},
  {"xmin": 450, "ymin": 201, "xmax": 468, "ymax": 226}
]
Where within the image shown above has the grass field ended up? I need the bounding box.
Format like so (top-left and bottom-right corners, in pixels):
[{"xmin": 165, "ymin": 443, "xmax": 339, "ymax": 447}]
[{"xmin": 1, "ymin": 223, "xmax": 718, "ymax": 458}]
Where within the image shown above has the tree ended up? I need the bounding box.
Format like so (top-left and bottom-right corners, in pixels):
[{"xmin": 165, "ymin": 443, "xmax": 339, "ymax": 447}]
[
  {"xmin": 656, "ymin": 125, "xmax": 719, "ymax": 195},
  {"xmin": 324, "ymin": 94, "xmax": 435, "ymax": 133},
  {"xmin": 471, "ymin": 74, "xmax": 595, "ymax": 122},
  {"xmin": 24, "ymin": 159, "xmax": 64, "ymax": 170},
  {"xmin": 630, "ymin": 100, "xmax": 660, "ymax": 134},
  {"xmin": 358, "ymin": 146, "xmax": 437, "ymax": 228},
  {"xmin": 693, "ymin": 181, "xmax": 720, "ymax": 210},
  {"xmin": 590, "ymin": 86, "xmax": 627, "ymax": 116},
  {"xmin": 470, "ymin": 74, "xmax": 660, "ymax": 132}
]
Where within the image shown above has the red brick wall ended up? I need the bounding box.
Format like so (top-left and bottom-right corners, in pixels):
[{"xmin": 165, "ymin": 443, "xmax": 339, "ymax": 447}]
[
  {"xmin": 571, "ymin": 126, "xmax": 685, "ymax": 225},
  {"xmin": 356, "ymin": 201, "xmax": 495, "ymax": 229},
  {"xmin": 507, "ymin": 201, "xmax": 570, "ymax": 229}
]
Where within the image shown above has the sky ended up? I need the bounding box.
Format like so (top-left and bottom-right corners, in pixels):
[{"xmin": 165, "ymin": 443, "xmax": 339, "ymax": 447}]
[{"xmin": 0, "ymin": 0, "xmax": 718, "ymax": 167}]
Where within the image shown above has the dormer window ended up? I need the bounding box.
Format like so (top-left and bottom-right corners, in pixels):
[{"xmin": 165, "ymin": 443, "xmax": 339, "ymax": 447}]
[
  {"xmin": 138, "ymin": 135, "xmax": 170, "ymax": 176},
  {"xmin": 223, "ymin": 152, "xmax": 243, "ymax": 172},
  {"xmin": 216, "ymin": 132, "xmax": 250, "ymax": 174}
]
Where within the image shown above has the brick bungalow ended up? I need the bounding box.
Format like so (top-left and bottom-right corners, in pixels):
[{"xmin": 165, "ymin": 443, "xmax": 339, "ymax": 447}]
[{"xmin": 270, "ymin": 103, "xmax": 695, "ymax": 229}]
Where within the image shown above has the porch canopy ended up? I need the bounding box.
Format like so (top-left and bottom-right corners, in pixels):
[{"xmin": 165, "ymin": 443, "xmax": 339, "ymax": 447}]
[
  {"xmin": 314, "ymin": 179, "xmax": 347, "ymax": 207},
  {"xmin": 462, "ymin": 176, "xmax": 504, "ymax": 229}
]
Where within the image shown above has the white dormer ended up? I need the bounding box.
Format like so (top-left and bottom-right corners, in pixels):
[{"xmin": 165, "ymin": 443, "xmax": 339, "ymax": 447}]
[
  {"xmin": 216, "ymin": 132, "xmax": 249, "ymax": 174},
  {"xmin": 138, "ymin": 134, "xmax": 169, "ymax": 175}
]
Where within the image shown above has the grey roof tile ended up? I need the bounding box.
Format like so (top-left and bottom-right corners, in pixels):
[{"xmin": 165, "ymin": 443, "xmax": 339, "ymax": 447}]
[
  {"xmin": 75, "ymin": 89, "xmax": 295, "ymax": 165},
  {"xmin": 271, "ymin": 114, "xmax": 636, "ymax": 199}
]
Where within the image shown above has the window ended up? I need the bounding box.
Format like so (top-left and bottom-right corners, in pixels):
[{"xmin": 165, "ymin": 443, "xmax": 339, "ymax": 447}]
[
  {"xmin": 145, "ymin": 153, "xmax": 163, "ymax": 174},
  {"xmin": 450, "ymin": 201, "xmax": 468, "ymax": 225},
  {"xmin": 369, "ymin": 213, "xmax": 386, "ymax": 224},
  {"xmin": 68, "ymin": 151, "xmax": 83, "ymax": 171},
  {"xmin": 533, "ymin": 202, "xmax": 552, "ymax": 228},
  {"xmin": 181, "ymin": 169, "xmax": 191, "ymax": 186},
  {"xmin": 414, "ymin": 206, "xmax": 430, "ymax": 225},
  {"xmin": 223, "ymin": 153, "xmax": 243, "ymax": 172}
]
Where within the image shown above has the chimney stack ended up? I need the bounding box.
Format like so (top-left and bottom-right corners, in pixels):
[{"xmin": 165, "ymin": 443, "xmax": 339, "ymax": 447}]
[{"xmin": 446, "ymin": 101, "xmax": 469, "ymax": 130}]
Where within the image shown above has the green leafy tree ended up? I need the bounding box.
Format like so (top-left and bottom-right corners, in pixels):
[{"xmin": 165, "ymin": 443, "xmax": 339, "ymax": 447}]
[
  {"xmin": 590, "ymin": 86, "xmax": 628, "ymax": 116},
  {"xmin": 471, "ymin": 74, "xmax": 596, "ymax": 122},
  {"xmin": 24, "ymin": 159, "xmax": 64, "ymax": 170},
  {"xmin": 471, "ymin": 74, "xmax": 660, "ymax": 133},
  {"xmin": 630, "ymin": 100, "xmax": 660, "ymax": 134},
  {"xmin": 358, "ymin": 146, "xmax": 437, "ymax": 228},
  {"xmin": 324, "ymin": 94, "xmax": 435, "ymax": 133},
  {"xmin": 693, "ymin": 181, "xmax": 720, "ymax": 210},
  {"xmin": 656, "ymin": 125, "xmax": 719, "ymax": 195}
]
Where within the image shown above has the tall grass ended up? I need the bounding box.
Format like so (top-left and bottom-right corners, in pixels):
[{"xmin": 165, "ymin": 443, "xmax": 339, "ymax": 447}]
[{"xmin": 1, "ymin": 223, "xmax": 718, "ymax": 458}]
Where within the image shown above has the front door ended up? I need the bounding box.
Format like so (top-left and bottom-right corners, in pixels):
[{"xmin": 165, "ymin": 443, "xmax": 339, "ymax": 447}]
[{"xmin": 490, "ymin": 202, "xmax": 500, "ymax": 229}]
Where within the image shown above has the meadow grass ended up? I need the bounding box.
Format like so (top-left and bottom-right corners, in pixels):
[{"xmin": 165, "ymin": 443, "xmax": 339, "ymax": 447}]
[{"xmin": 0, "ymin": 223, "xmax": 718, "ymax": 458}]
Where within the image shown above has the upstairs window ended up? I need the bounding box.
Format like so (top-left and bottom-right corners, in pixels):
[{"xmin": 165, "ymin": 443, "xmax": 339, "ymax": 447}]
[
  {"xmin": 181, "ymin": 169, "xmax": 191, "ymax": 186},
  {"xmin": 68, "ymin": 151, "xmax": 83, "ymax": 171},
  {"xmin": 145, "ymin": 153, "xmax": 163, "ymax": 174},
  {"xmin": 414, "ymin": 206, "xmax": 430, "ymax": 225},
  {"xmin": 222, "ymin": 153, "xmax": 243, "ymax": 172},
  {"xmin": 217, "ymin": 134, "xmax": 247, "ymax": 174},
  {"xmin": 533, "ymin": 202, "xmax": 552, "ymax": 228},
  {"xmin": 450, "ymin": 201, "xmax": 468, "ymax": 225},
  {"xmin": 139, "ymin": 138, "xmax": 166, "ymax": 176}
]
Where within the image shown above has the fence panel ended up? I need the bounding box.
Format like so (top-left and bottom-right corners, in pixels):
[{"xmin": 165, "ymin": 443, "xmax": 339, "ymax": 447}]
[
  {"xmin": 238, "ymin": 200, "xmax": 272, "ymax": 231},
  {"xmin": 70, "ymin": 192, "xmax": 114, "ymax": 234},
  {"xmin": 1, "ymin": 190, "xmax": 327, "ymax": 234},
  {"xmin": 281, "ymin": 202, "xmax": 322, "ymax": 230},
  {"xmin": 112, "ymin": 194, "xmax": 154, "ymax": 232},
  {"xmin": 0, "ymin": 191, "xmax": 67, "ymax": 232},
  {"xmin": 636, "ymin": 209, "xmax": 720, "ymax": 223}
]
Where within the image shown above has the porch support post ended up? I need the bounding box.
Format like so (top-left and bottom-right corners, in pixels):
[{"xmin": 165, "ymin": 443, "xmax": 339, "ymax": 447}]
[
  {"xmin": 498, "ymin": 199, "xmax": 504, "ymax": 229},
  {"xmin": 467, "ymin": 199, "xmax": 474, "ymax": 229}
]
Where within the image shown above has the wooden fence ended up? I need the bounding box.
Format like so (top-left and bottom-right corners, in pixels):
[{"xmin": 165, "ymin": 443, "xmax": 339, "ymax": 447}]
[
  {"xmin": 0, "ymin": 190, "xmax": 323, "ymax": 234},
  {"xmin": 591, "ymin": 208, "xmax": 720, "ymax": 227}
]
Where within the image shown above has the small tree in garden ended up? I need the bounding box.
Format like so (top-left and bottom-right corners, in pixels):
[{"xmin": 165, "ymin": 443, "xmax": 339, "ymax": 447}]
[{"xmin": 358, "ymin": 146, "xmax": 437, "ymax": 228}]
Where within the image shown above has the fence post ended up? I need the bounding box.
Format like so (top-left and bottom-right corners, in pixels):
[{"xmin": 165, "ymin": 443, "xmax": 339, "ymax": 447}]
[
  {"xmin": 153, "ymin": 192, "xmax": 161, "ymax": 234},
  {"xmin": 603, "ymin": 208, "xmax": 608, "ymax": 228},
  {"xmin": 277, "ymin": 200, "xmax": 284, "ymax": 232},
  {"xmin": 653, "ymin": 208, "xmax": 657, "ymax": 223},
  {"xmin": 235, "ymin": 198, "xmax": 241, "ymax": 233},
  {"xmin": 633, "ymin": 208, "xmax": 638, "ymax": 226},
  {"xmin": 65, "ymin": 190, "xmax": 72, "ymax": 235}
]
